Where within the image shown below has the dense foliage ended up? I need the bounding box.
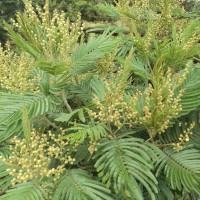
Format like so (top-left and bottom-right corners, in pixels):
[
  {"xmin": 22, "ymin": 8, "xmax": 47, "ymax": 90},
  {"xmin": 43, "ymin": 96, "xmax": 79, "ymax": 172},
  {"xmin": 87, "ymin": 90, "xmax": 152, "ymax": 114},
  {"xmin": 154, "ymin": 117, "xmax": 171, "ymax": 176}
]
[
  {"xmin": 0, "ymin": 0, "xmax": 200, "ymax": 199},
  {"xmin": 1, "ymin": 0, "xmax": 199, "ymax": 44},
  {"xmin": 0, "ymin": 0, "xmax": 114, "ymax": 44}
]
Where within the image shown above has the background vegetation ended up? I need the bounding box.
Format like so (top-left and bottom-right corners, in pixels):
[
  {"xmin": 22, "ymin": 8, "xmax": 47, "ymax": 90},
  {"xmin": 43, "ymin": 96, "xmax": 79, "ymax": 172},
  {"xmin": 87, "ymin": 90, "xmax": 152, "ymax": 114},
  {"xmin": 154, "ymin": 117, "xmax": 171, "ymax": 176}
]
[
  {"xmin": 0, "ymin": 0, "xmax": 114, "ymax": 44},
  {"xmin": 1, "ymin": 0, "xmax": 200, "ymax": 44}
]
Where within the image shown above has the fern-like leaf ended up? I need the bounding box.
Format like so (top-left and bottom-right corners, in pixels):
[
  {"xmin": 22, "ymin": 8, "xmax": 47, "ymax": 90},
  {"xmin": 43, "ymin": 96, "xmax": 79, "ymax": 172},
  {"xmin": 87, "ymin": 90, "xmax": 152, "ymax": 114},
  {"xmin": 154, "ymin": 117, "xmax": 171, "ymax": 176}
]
[
  {"xmin": 4, "ymin": 22, "xmax": 40, "ymax": 59},
  {"xmin": 53, "ymin": 169, "xmax": 114, "ymax": 200},
  {"xmin": 98, "ymin": 3, "xmax": 119, "ymax": 19},
  {"xmin": 0, "ymin": 182, "xmax": 46, "ymax": 200},
  {"xmin": 63, "ymin": 123, "xmax": 108, "ymax": 143},
  {"xmin": 72, "ymin": 31, "xmax": 118, "ymax": 75},
  {"xmin": 176, "ymin": 64, "xmax": 200, "ymax": 116},
  {"xmin": 95, "ymin": 138, "xmax": 158, "ymax": 200},
  {"xmin": 0, "ymin": 162, "xmax": 12, "ymax": 193},
  {"xmin": 155, "ymin": 147, "xmax": 200, "ymax": 194},
  {"xmin": 130, "ymin": 57, "xmax": 152, "ymax": 81},
  {"xmin": 159, "ymin": 108, "xmax": 200, "ymax": 144},
  {"xmin": 0, "ymin": 93, "xmax": 56, "ymax": 142}
]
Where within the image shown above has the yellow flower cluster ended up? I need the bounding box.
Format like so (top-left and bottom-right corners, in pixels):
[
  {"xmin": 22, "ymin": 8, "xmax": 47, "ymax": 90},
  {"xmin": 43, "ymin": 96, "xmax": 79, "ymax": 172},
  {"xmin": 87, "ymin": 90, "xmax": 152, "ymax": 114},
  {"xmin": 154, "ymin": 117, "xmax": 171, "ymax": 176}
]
[
  {"xmin": 94, "ymin": 53, "xmax": 116, "ymax": 76},
  {"xmin": 181, "ymin": 31, "xmax": 200, "ymax": 53},
  {"xmin": 88, "ymin": 70, "xmax": 133, "ymax": 129},
  {"xmin": 0, "ymin": 44, "xmax": 40, "ymax": 93},
  {"xmin": 139, "ymin": 67, "xmax": 187, "ymax": 137},
  {"xmin": 116, "ymin": 0, "xmax": 150, "ymax": 22},
  {"xmin": 115, "ymin": 0, "xmax": 154, "ymax": 37},
  {"xmin": 88, "ymin": 67, "xmax": 141, "ymax": 129},
  {"xmin": 88, "ymin": 67, "xmax": 185, "ymax": 138},
  {"xmin": 115, "ymin": 0, "xmax": 192, "ymax": 42},
  {"xmin": 175, "ymin": 64, "xmax": 190, "ymax": 85},
  {"xmin": 88, "ymin": 93, "xmax": 140, "ymax": 129},
  {"xmin": 141, "ymin": 84, "xmax": 183, "ymax": 137},
  {"xmin": 0, "ymin": 129, "xmax": 78, "ymax": 185},
  {"xmin": 173, "ymin": 122, "xmax": 195, "ymax": 151},
  {"xmin": 155, "ymin": 2, "xmax": 173, "ymax": 36},
  {"xmin": 47, "ymin": 129, "xmax": 79, "ymax": 165},
  {"xmin": 11, "ymin": 0, "xmax": 83, "ymax": 71}
]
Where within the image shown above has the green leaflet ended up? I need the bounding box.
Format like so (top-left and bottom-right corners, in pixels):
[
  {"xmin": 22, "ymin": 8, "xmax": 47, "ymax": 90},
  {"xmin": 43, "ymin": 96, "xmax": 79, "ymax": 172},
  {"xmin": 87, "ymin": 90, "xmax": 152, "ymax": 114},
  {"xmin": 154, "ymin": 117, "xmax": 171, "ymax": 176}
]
[
  {"xmin": 98, "ymin": 3, "xmax": 119, "ymax": 20},
  {"xmin": 36, "ymin": 60, "xmax": 69, "ymax": 75},
  {"xmin": 78, "ymin": 108, "xmax": 86, "ymax": 123},
  {"xmin": 54, "ymin": 109, "xmax": 80, "ymax": 122},
  {"xmin": 130, "ymin": 57, "xmax": 152, "ymax": 81},
  {"xmin": 54, "ymin": 108, "xmax": 86, "ymax": 123}
]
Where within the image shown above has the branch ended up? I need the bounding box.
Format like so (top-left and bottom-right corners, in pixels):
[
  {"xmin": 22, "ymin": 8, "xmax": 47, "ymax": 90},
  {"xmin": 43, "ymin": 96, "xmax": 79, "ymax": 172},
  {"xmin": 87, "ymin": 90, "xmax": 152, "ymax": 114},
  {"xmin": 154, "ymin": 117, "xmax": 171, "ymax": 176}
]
[
  {"xmin": 61, "ymin": 90, "xmax": 72, "ymax": 113},
  {"xmin": 43, "ymin": 116, "xmax": 58, "ymax": 129}
]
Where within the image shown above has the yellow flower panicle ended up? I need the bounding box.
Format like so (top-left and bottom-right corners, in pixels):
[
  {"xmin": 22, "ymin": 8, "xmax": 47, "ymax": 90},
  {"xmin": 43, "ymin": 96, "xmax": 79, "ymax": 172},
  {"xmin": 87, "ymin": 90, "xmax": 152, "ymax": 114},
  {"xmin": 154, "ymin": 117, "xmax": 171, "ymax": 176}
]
[
  {"xmin": 88, "ymin": 67, "xmax": 186, "ymax": 138},
  {"xmin": 0, "ymin": 43, "xmax": 40, "ymax": 93},
  {"xmin": 116, "ymin": 0, "xmax": 187, "ymax": 37},
  {"xmin": 140, "ymin": 67, "xmax": 186, "ymax": 136},
  {"xmin": 88, "ymin": 69, "xmax": 133, "ymax": 129},
  {"xmin": 115, "ymin": 0, "xmax": 199, "ymax": 59},
  {"xmin": 173, "ymin": 122, "xmax": 195, "ymax": 151},
  {"xmin": 94, "ymin": 53, "xmax": 116, "ymax": 76},
  {"xmin": 0, "ymin": 129, "xmax": 79, "ymax": 185},
  {"xmin": 11, "ymin": 0, "xmax": 84, "ymax": 71}
]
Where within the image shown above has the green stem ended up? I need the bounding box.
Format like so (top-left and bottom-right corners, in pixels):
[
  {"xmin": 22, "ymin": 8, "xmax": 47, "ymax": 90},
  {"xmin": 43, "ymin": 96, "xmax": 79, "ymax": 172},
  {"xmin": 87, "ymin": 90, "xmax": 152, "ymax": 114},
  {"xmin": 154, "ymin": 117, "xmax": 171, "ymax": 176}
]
[
  {"xmin": 43, "ymin": 116, "xmax": 58, "ymax": 129},
  {"xmin": 61, "ymin": 90, "xmax": 72, "ymax": 113}
]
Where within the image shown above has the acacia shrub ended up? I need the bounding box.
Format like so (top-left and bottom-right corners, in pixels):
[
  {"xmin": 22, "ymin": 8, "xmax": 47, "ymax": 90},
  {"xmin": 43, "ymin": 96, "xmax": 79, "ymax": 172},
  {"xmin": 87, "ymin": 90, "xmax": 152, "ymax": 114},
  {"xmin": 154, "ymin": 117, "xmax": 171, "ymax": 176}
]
[{"xmin": 0, "ymin": 0, "xmax": 200, "ymax": 200}]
